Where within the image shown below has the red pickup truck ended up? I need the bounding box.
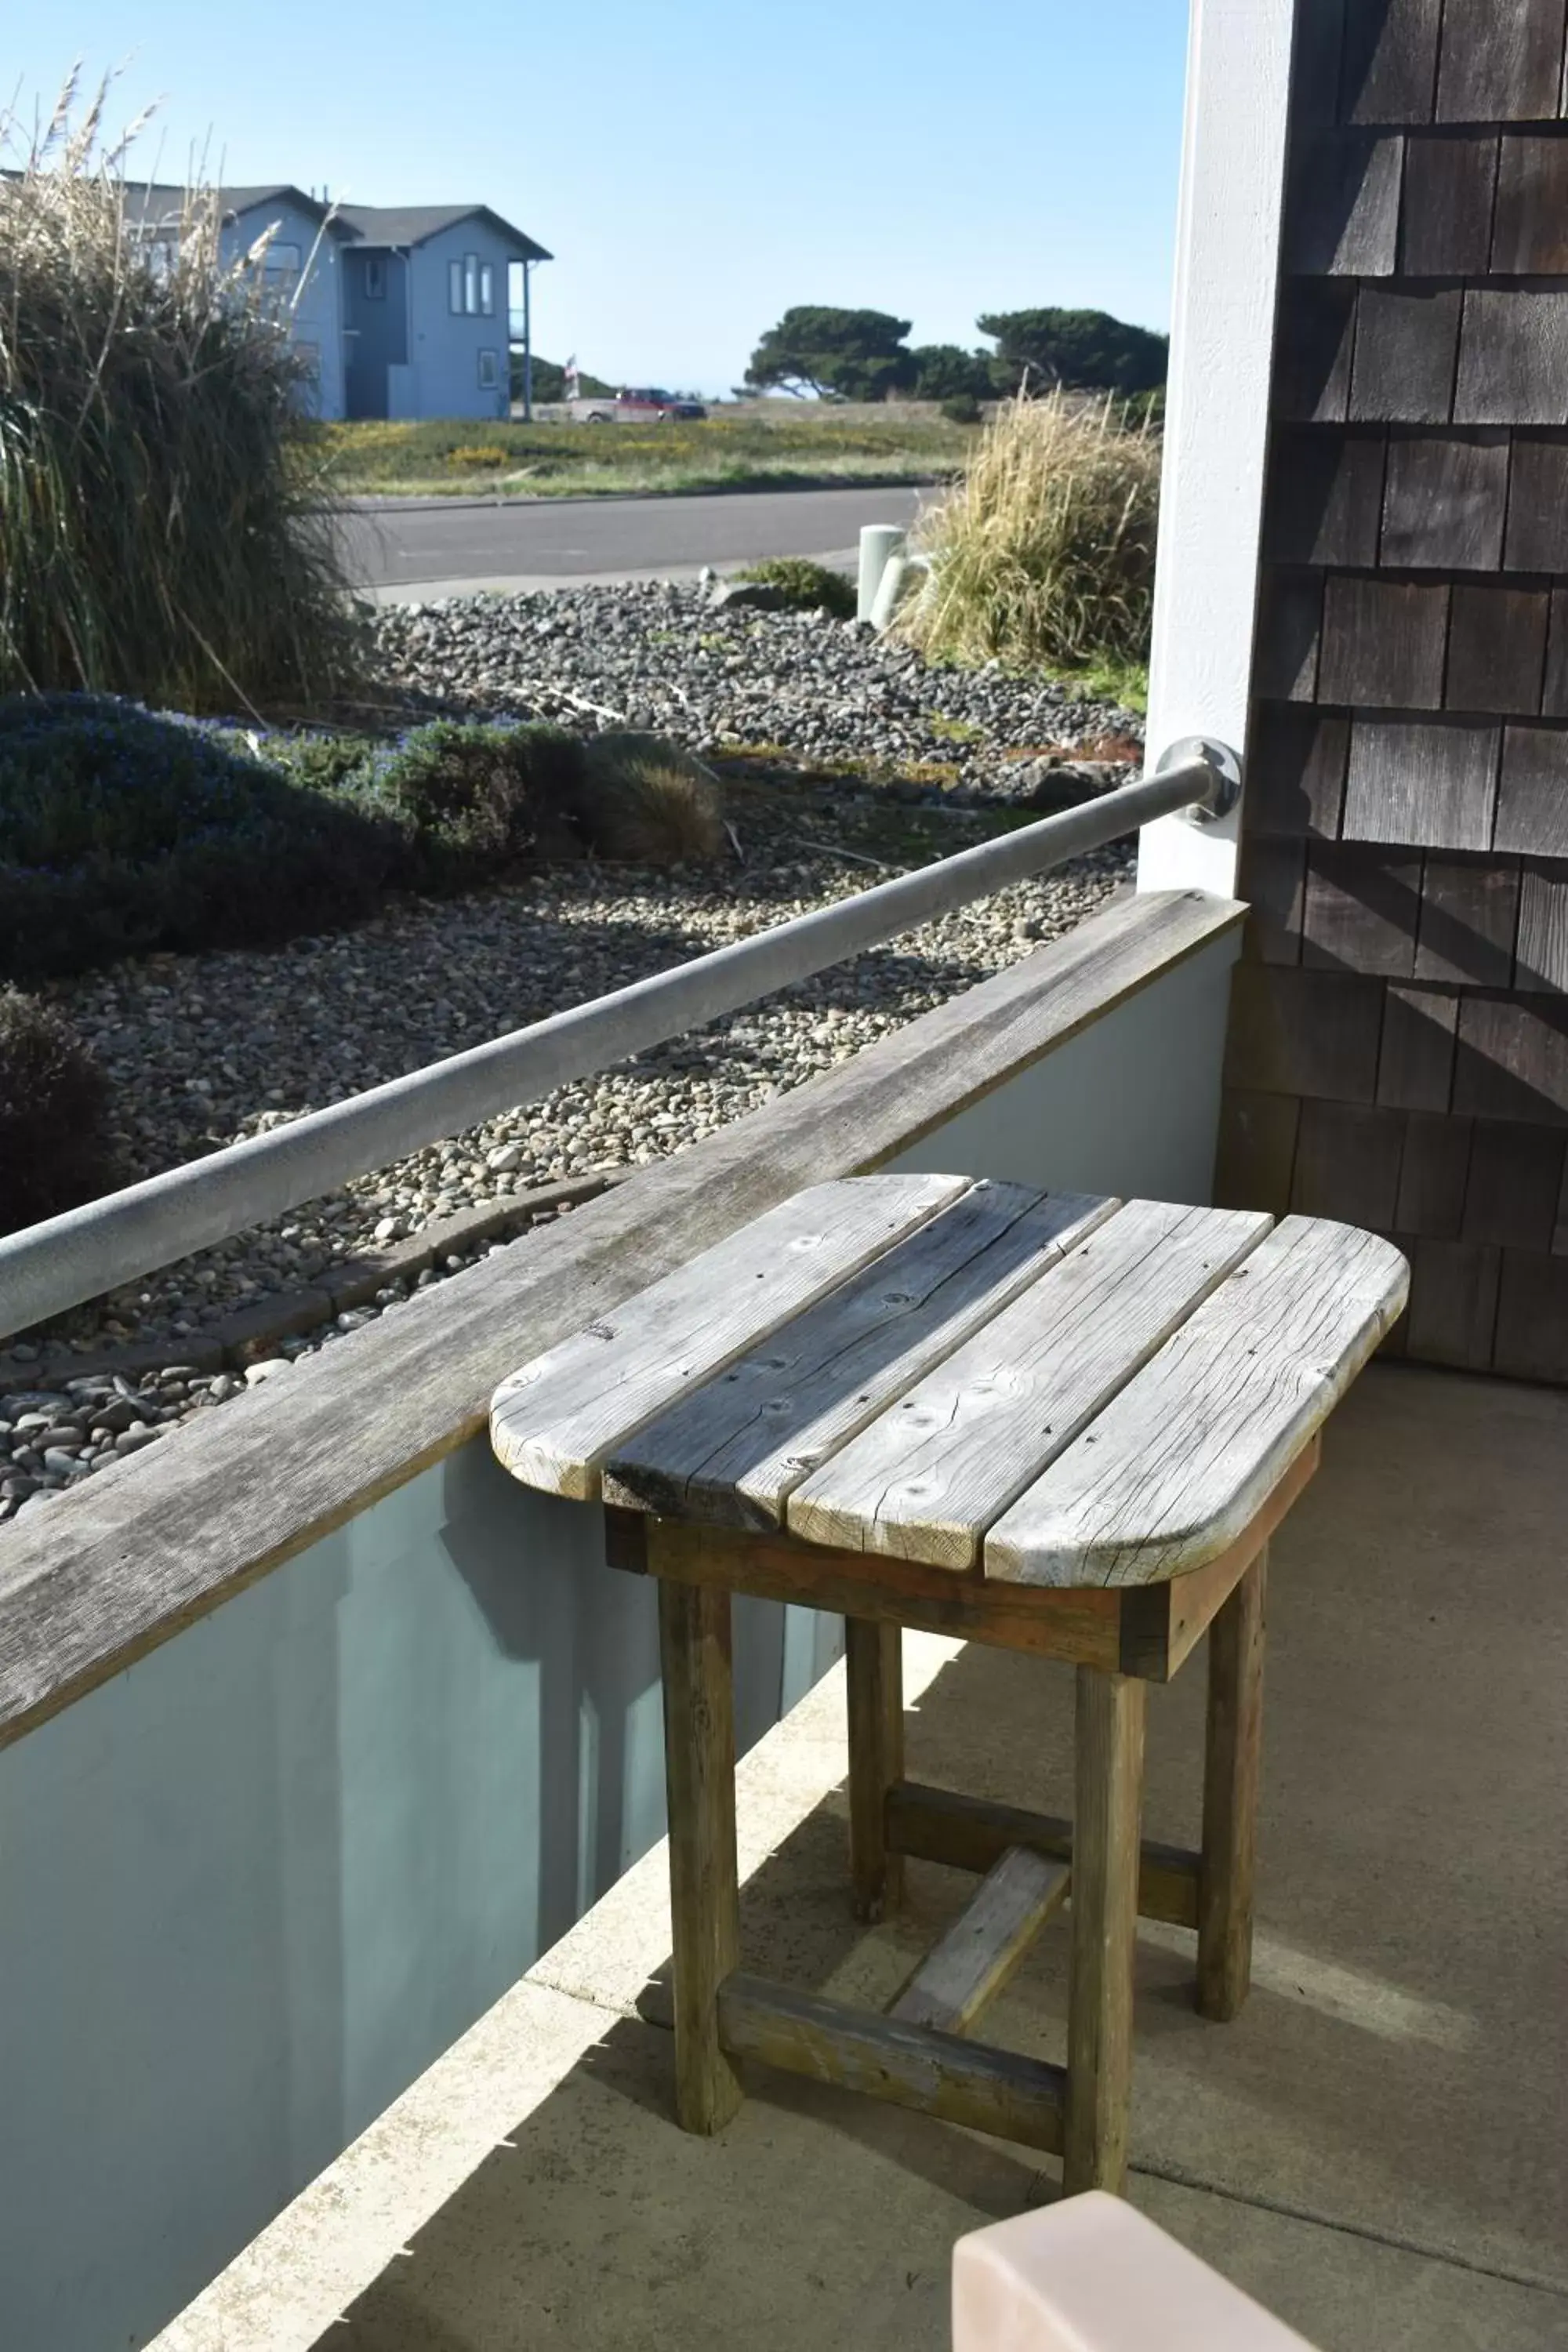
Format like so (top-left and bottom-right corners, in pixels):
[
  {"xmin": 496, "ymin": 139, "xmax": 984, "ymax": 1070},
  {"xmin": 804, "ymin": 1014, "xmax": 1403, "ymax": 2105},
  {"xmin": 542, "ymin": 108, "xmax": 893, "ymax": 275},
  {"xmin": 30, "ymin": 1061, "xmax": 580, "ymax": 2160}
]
[{"xmin": 568, "ymin": 387, "xmax": 707, "ymax": 423}]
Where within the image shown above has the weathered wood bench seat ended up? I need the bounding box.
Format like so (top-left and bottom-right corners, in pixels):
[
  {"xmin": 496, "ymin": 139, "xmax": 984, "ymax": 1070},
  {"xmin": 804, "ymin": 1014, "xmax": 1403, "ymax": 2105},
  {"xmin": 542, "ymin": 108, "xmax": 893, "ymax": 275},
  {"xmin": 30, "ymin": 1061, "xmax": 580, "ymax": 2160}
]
[{"xmin": 491, "ymin": 1174, "xmax": 1406, "ymax": 2193}]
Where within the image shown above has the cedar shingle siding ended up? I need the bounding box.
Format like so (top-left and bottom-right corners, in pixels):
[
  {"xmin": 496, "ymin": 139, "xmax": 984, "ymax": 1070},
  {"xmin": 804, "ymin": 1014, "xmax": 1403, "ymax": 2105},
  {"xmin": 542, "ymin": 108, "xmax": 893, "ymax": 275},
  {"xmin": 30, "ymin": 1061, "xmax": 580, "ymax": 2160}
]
[{"xmin": 1218, "ymin": 0, "xmax": 1568, "ymax": 1379}]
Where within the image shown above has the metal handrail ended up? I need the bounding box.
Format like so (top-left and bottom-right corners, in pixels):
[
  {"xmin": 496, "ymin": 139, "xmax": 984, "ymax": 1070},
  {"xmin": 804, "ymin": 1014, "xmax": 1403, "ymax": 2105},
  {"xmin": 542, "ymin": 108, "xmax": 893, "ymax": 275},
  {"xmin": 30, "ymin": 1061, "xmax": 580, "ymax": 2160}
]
[{"xmin": 0, "ymin": 753, "xmax": 1230, "ymax": 1341}]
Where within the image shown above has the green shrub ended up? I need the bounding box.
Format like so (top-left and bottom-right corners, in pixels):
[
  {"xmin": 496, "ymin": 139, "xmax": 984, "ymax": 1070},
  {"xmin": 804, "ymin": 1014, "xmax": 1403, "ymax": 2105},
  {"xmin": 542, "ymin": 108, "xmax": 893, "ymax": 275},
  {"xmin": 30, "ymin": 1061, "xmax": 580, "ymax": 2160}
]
[
  {"xmin": 898, "ymin": 390, "xmax": 1161, "ymax": 673},
  {"xmin": 0, "ymin": 78, "xmax": 359, "ymax": 713},
  {"xmin": 578, "ymin": 734, "xmax": 727, "ymax": 862},
  {"xmin": 372, "ymin": 722, "xmax": 727, "ymax": 874},
  {"xmin": 367, "ymin": 720, "xmax": 589, "ymax": 883},
  {"xmin": 0, "ymin": 696, "xmax": 402, "ymax": 978},
  {"xmin": 0, "ymin": 695, "xmax": 729, "ymax": 982},
  {"xmin": 735, "ymin": 557, "xmax": 856, "ymax": 620},
  {"xmin": 0, "ymin": 986, "xmax": 118, "ymax": 1234},
  {"xmin": 0, "ymin": 697, "xmax": 292, "ymax": 869},
  {"xmin": 910, "ymin": 345, "xmax": 995, "ymax": 404},
  {"xmin": 940, "ymin": 394, "xmax": 984, "ymax": 426},
  {"xmin": 268, "ymin": 728, "xmax": 381, "ymax": 793}
]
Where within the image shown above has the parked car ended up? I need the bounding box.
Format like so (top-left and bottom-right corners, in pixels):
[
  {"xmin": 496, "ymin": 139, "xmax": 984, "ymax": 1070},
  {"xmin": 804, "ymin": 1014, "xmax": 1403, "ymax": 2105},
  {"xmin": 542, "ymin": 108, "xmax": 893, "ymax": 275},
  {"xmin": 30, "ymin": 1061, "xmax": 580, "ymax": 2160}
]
[{"xmin": 568, "ymin": 387, "xmax": 707, "ymax": 423}]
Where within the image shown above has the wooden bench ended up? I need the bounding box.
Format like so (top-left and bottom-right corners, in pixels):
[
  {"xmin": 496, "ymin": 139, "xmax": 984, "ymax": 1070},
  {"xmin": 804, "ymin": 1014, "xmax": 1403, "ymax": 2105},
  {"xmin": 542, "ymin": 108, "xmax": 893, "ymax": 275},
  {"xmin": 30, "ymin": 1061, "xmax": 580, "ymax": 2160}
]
[{"xmin": 491, "ymin": 1175, "xmax": 1406, "ymax": 2193}]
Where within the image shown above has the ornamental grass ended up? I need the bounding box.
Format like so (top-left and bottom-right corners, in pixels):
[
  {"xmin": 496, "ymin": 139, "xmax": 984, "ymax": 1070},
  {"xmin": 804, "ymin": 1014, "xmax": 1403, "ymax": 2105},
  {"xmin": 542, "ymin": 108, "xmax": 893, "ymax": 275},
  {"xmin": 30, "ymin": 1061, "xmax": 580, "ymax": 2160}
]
[
  {"xmin": 0, "ymin": 74, "xmax": 358, "ymax": 714},
  {"xmin": 897, "ymin": 390, "xmax": 1161, "ymax": 673}
]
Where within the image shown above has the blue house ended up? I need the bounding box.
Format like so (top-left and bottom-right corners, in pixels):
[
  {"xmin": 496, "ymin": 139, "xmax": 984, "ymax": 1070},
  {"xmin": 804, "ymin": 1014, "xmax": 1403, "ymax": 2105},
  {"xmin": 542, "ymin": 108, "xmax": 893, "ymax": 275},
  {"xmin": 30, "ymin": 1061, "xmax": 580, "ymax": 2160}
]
[{"xmin": 124, "ymin": 183, "xmax": 551, "ymax": 422}]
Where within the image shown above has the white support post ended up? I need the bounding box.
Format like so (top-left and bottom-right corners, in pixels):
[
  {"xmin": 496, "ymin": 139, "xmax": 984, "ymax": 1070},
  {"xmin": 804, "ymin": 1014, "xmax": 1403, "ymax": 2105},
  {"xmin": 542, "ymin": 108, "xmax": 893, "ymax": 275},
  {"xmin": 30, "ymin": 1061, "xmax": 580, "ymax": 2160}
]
[{"xmin": 1137, "ymin": 0, "xmax": 1298, "ymax": 899}]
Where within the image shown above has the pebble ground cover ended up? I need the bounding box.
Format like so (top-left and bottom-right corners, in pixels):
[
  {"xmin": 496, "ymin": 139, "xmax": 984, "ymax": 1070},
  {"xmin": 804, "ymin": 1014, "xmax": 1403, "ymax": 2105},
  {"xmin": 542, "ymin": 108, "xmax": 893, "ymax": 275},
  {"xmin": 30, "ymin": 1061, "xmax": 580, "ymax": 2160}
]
[{"xmin": 2, "ymin": 583, "xmax": 1142, "ymax": 1525}]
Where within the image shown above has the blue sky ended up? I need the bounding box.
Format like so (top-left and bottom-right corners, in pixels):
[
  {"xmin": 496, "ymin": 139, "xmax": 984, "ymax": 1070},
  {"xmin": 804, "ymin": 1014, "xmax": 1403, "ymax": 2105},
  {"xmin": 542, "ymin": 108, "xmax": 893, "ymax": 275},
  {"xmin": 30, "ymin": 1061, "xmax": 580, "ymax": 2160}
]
[{"xmin": 11, "ymin": 4, "xmax": 1189, "ymax": 393}]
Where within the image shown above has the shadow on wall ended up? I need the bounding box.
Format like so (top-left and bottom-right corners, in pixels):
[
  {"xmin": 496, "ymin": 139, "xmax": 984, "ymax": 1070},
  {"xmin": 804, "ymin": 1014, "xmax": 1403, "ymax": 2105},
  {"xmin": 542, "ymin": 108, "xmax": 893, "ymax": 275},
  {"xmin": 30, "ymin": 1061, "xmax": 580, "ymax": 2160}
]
[
  {"xmin": 0, "ymin": 1432, "xmax": 836, "ymax": 2352},
  {"xmin": 1222, "ymin": 789, "xmax": 1568, "ymax": 1377},
  {"xmin": 1229, "ymin": 822, "xmax": 1568, "ymax": 1193},
  {"xmin": 442, "ymin": 1443, "xmax": 828, "ymax": 1937}
]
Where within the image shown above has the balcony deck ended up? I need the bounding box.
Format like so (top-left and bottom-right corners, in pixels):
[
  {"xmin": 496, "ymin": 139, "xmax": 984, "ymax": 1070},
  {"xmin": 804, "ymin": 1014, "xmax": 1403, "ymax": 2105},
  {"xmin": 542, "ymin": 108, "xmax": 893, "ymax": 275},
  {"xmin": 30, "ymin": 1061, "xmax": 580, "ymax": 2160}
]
[{"xmin": 154, "ymin": 1359, "xmax": 1568, "ymax": 2352}]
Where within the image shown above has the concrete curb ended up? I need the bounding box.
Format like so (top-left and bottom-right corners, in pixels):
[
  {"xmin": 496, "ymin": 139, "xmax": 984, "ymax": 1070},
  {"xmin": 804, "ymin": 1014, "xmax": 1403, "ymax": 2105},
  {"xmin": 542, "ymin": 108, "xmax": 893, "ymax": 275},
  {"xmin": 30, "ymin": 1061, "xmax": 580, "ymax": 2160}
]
[
  {"xmin": 368, "ymin": 554, "xmax": 859, "ymax": 604},
  {"xmin": 345, "ymin": 480, "xmax": 939, "ymax": 517},
  {"xmin": 0, "ymin": 1171, "xmax": 626, "ymax": 1392}
]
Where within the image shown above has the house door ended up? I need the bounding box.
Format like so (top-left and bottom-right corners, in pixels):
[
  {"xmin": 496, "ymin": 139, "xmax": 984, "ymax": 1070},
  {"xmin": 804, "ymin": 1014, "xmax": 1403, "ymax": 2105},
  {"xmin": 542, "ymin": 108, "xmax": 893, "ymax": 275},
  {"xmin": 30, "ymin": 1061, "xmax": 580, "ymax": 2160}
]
[
  {"xmin": 343, "ymin": 251, "xmax": 408, "ymax": 420},
  {"xmin": 343, "ymin": 335, "xmax": 384, "ymax": 421}
]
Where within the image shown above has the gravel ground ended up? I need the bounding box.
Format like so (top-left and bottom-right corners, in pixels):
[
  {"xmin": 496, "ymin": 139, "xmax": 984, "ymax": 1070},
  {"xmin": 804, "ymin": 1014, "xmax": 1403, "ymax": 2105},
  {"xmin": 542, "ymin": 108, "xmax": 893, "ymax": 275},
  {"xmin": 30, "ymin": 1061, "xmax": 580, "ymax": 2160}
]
[
  {"xmin": 3, "ymin": 587, "xmax": 1142, "ymax": 1526},
  {"xmin": 368, "ymin": 578, "xmax": 1145, "ymax": 797}
]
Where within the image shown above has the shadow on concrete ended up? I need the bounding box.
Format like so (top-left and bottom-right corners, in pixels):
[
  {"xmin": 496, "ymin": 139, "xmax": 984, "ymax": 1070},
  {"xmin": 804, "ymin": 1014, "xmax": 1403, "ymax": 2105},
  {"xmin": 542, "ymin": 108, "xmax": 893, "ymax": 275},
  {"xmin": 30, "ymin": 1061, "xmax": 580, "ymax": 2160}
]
[{"xmin": 309, "ymin": 1366, "xmax": 1568, "ymax": 2352}]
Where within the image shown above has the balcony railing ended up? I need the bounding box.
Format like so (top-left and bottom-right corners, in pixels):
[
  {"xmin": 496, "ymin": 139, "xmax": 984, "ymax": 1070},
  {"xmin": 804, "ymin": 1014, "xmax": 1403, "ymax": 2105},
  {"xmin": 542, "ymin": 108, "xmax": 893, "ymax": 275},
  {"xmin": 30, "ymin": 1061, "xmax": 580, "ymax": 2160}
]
[
  {"xmin": 0, "ymin": 846, "xmax": 1250, "ymax": 2352},
  {"xmin": 0, "ymin": 750, "xmax": 1231, "ymax": 1343}
]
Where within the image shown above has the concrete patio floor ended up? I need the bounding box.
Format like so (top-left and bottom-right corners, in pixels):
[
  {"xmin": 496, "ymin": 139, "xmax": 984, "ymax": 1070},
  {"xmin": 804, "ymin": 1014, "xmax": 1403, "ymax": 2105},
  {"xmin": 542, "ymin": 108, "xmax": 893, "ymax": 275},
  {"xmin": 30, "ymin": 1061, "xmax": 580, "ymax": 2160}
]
[{"xmin": 155, "ymin": 1363, "xmax": 1568, "ymax": 2352}]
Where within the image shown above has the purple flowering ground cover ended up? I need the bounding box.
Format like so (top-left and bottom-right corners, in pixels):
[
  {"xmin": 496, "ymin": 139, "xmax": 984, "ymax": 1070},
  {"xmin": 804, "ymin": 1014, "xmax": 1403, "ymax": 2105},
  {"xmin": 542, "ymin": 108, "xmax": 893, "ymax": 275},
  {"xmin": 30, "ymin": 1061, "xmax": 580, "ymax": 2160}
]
[{"xmin": 0, "ymin": 695, "xmax": 622, "ymax": 982}]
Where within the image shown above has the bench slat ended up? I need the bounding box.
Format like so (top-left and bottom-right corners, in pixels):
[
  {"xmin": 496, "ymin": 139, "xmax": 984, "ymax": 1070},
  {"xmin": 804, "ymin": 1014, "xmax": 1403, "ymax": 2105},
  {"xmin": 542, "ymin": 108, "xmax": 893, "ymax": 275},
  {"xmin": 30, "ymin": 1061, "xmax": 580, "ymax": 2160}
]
[
  {"xmin": 786, "ymin": 1201, "xmax": 1273, "ymax": 1569},
  {"xmin": 640, "ymin": 1972, "xmax": 1066, "ymax": 2155},
  {"xmin": 491, "ymin": 1174, "xmax": 967, "ymax": 1499},
  {"xmin": 985, "ymin": 1217, "xmax": 1410, "ymax": 1588},
  {"xmin": 889, "ymin": 1845, "xmax": 1070, "ymax": 2034},
  {"xmin": 603, "ymin": 1184, "xmax": 1115, "ymax": 1526}
]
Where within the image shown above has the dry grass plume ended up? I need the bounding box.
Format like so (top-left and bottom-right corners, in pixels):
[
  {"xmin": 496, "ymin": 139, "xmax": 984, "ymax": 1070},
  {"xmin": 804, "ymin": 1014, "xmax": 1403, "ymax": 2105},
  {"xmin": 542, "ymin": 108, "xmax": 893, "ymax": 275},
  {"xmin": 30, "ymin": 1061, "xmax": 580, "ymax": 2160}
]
[
  {"xmin": 0, "ymin": 71, "xmax": 358, "ymax": 712},
  {"xmin": 897, "ymin": 390, "xmax": 1160, "ymax": 673}
]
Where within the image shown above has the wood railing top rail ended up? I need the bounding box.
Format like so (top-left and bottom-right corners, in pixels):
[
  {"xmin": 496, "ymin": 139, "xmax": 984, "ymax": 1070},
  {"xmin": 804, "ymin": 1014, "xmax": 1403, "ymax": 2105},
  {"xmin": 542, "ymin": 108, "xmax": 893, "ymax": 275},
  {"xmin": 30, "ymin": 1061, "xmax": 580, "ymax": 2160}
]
[{"xmin": 0, "ymin": 889, "xmax": 1241, "ymax": 1752}]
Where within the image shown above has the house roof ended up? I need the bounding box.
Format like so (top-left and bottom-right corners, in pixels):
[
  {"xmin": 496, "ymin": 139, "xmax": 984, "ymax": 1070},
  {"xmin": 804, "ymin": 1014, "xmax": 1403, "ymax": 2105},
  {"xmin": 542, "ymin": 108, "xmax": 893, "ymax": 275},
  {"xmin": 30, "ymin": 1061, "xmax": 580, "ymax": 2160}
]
[
  {"xmin": 118, "ymin": 180, "xmax": 350, "ymax": 237},
  {"xmin": 220, "ymin": 183, "xmax": 346, "ymax": 232},
  {"xmin": 114, "ymin": 183, "xmax": 550, "ymax": 261},
  {"xmin": 332, "ymin": 202, "xmax": 551, "ymax": 261}
]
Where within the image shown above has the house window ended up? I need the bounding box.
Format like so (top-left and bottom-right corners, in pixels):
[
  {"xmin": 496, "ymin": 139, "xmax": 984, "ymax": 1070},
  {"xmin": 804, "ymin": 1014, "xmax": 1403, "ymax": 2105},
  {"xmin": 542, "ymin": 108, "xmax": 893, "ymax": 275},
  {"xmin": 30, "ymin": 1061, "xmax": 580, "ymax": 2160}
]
[
  {"xmin": 364, "ymin": 256, "xmax": 386, "ymax": 299},
  {"xmin": 477, "ymin": 348, "xmax": 500, "ymax": 390},
  {"xmin": 263, "ymin": 240, "xmax": 302, "ymax": 286},
  {"xmin": 449, "ymin": 253, "xmax": 485, "ymax": 314}
]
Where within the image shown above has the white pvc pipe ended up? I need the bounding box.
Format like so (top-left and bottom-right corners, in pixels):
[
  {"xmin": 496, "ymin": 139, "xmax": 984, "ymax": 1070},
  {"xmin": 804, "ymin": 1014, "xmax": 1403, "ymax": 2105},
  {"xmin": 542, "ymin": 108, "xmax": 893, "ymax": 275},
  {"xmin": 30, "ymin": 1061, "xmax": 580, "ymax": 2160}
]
[
  {"xmin": 869, "ymin": 550, "xmax": 930, "ymax": 633},
  {"xmin": 857, "ymin": 524, "xmax": 906, "ymax": 622},
  {"xmin": 868, "ymin": 554, "xmax": 908, "ymax": 633}
]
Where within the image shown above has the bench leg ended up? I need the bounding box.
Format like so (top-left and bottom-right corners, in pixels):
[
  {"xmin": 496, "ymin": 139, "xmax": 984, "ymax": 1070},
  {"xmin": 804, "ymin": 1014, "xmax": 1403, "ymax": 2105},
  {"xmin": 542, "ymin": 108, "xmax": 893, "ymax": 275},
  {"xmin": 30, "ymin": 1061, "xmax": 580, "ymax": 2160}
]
[
  {"xmin": 658, "ymin": 1577, "xmax": 743, "ymax": 2132},
  {"xmin": 845, "ymin": 1617, "xmax": 906, "ymax": 1922},
  {"xmin": 1198, "ymin": 1545, "xmax": 1268, "ymax": 2022},
  {"xmin": 1065, "ymin": 1666, "xmax": 1146, "ymax": 2195}
]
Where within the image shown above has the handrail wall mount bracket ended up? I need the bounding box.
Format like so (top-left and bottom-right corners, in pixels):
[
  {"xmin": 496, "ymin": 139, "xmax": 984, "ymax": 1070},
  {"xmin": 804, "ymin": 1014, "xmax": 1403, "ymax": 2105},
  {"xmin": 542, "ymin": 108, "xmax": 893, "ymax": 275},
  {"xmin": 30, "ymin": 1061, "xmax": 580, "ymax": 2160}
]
[{"xmin": 1157, "ymin": 736, "xmax": 1243, "ymax": 827}]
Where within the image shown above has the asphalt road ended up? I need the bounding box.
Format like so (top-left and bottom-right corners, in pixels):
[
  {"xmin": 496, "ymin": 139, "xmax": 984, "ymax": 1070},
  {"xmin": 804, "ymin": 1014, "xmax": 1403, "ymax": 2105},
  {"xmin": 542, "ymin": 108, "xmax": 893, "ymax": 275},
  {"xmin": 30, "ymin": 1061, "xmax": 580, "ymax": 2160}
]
[{"xmin": 341, "ymin": 484, "xmax": 924, "ymax": 599}]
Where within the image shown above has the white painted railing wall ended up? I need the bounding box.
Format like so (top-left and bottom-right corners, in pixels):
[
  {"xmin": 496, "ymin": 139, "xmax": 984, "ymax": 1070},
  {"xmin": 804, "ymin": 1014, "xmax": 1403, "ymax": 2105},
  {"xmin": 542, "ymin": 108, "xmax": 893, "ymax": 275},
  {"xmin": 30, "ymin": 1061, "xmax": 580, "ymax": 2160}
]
[{"xmin": 0, "ymin": 907, "xmax": 1240, "ymax": 2351}]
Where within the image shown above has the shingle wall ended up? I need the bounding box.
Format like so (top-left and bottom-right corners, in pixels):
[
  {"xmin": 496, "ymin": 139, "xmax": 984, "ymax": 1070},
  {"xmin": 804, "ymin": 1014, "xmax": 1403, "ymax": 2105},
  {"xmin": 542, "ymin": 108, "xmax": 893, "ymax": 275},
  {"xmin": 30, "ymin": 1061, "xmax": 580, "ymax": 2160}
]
[{"xmin": 1218, "ymin": 0, "xmax": 1568, "ymax": 1381}]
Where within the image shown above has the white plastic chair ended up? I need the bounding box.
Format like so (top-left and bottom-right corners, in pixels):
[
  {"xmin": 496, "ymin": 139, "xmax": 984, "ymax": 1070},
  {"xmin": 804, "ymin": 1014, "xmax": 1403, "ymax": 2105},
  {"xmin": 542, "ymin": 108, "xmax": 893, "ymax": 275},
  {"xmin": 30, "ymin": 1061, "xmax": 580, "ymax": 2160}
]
[{"xmin": 953, "ymin": 2191, "xmax": 1319, "ymax": 2351}]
